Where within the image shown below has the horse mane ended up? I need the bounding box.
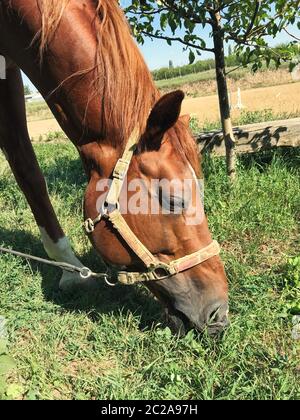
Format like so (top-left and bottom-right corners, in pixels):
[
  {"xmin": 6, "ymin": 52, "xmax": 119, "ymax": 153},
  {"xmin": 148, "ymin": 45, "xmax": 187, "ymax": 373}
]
[{"xmin": 36, "ymin": 0, "xmax": 199, "ymax": 172}]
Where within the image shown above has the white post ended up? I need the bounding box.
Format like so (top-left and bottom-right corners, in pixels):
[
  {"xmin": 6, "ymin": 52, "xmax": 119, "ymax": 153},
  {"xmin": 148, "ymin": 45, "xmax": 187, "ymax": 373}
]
[
  {"xmin": 236, "ymin": 87, "xmax": 244, "ymax": 110},
  {"xmin": 0, "ymin": 55, "xmax": 6, "ymax": 80}
]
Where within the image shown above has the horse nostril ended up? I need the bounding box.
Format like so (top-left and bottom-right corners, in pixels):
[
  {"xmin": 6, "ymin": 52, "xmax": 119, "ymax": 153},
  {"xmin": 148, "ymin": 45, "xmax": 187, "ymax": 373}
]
[
  {"xmin": 208, "ymin": 307, "xmax": 221, "ymax": 323},
  {"xmin": 206, "ymin": 302, "xmax": 229, "ymax": 326}
]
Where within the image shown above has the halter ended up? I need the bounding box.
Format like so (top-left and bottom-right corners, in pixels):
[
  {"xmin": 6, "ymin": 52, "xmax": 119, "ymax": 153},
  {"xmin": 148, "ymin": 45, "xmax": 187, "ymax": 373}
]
[{"xmin": 84, "ymin": 128, "xmax": 221, "ymax": 285}]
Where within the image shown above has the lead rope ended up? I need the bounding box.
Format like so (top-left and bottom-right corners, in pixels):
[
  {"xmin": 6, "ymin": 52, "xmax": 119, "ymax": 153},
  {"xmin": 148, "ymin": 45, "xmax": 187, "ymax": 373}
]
[{"xmin": 0, "ymin": 245, "xmax": 116, "ymax": 286}]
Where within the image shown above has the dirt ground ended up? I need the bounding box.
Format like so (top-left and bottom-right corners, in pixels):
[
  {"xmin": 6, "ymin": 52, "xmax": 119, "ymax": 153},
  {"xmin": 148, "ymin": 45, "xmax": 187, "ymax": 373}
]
[
  {"xmin": 27, "ymin": 81, "xmax": 300, "ymax": 139},
  {"xmin": 181, "ymin": 81, "xmax": 300, "ymax": 124},
  {"xmin": 28, "ymin": 119, "xmax": 61, "ymax": 140}
]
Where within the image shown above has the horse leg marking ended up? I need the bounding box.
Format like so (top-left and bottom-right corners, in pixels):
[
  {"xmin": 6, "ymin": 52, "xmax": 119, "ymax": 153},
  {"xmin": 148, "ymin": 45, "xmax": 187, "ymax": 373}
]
[
  {"xmin": 39, "ymin": 227, "xmax": 98, "ymax": 290},
  {"xmin": 39, "ymin": 227, "xmax": 84, "ymax": 268}
]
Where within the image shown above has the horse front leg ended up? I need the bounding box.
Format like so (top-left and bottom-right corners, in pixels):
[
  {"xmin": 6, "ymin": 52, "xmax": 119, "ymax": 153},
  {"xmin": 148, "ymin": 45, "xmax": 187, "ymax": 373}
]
[{"xmin": 0, "ymin": 58, "xmax": 93, "ymax": 291}]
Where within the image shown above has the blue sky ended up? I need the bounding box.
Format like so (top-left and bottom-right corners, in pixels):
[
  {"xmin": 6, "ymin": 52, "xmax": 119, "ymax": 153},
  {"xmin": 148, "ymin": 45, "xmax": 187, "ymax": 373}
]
[{"xmin": 22, "ymin": 6, "xmax": 298, "ymax": 92}]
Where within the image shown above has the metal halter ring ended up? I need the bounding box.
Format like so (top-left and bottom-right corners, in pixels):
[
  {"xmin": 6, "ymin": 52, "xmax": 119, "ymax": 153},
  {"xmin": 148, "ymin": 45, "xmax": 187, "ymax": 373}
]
[
  {"xmin": 101, "ymin": 201, "xmax": 120, "ymax": 217},
  {"xmin": 104, "ymin": 275, "xmax": 118, "ymax": 287},
  {"xmin": 101, "ymin": 266, "xmax": 118, "ymax": 287},
  {"xmin": 79, "ymin": 267, "xmax": 93, "ymax": 279}
]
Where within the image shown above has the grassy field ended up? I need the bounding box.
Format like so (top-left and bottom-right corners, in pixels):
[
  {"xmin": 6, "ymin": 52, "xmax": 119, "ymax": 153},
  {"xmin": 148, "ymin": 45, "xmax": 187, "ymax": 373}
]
[
  {"xmin": 26, "ymin": 102, "xmax": 53, "ymax": 122},
  {"xmin": 26, "ymin": 69, "xmax": 300, "ymax": 141},
  {"xmin": 0, "ymin": 141, "xmax": 299, "ymax": 400},
  {"xmin": 156, "ymin": 67, "xmax": 294, "ymax": 96},
  {"xmin": 25, "ymin": 67, "xmax": 294, "ymax": 122}
]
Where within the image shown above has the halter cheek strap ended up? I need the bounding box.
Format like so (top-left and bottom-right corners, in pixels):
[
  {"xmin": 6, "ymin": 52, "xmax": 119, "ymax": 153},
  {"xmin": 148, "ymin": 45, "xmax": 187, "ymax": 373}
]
[{"xmin": 84, "ymin": 128, "xmax": 221, "ymax": 285}]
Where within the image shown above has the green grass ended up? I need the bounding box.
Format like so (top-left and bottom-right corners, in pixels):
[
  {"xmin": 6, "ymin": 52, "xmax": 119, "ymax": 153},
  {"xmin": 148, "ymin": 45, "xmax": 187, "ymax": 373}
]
[
  {"xmin": 26, "ymin": 101, "xmax": 53, "ymax": 122},
  {"xmin": 35, "ymin": 131, "xmax": 69, "ymax": 143},
  {"xmin": 155, "ymin": 67, "xmax": 249, "ymax": 90},
  {"xmin": 0, "ymin": 143, "xmax": 299, "ymax": 400},
  {"xmin": 155, "ymin": 67, "xmax": 256, "ymax": 90}
]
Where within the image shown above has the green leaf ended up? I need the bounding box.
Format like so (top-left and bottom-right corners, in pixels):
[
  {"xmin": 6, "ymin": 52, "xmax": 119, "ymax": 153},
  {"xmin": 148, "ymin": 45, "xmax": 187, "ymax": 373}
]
[
  {"xmin": 0, "ymin": 354, "xmax": 16, "ymax": 376},
  {"xmin": 0, "ymin": 339, "xmax": 8, "ymax": 355},
  {"xmin": 189, "ymin": 50, "xmax": 196, "ymax": 64},
  {"xmin": 168, "ymin": 15, "xmax": 177, "ymax": 34},
  {"xmin": 6, "ymin": 384, "xmax": 24, "ymax": 400},
  {"xmin": 289, "ymin": 62, "xmax": 297, "ymax": 72},
  {"xmin": 0, "ymin": 376, "xmax": 6, "ymax": 397},
  {"xmin": 160, "ymin": 14, "xmax": 168, "ymax": 31}
]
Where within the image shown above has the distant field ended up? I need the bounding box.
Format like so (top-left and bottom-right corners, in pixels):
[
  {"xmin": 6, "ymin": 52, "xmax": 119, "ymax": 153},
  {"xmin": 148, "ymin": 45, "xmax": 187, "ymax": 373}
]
[
  {"xmin": 26, "ymin": 78, "xmax": 300, "ymax": 140},
  {"xmin": 157, "ymin": 68, "xmax": 295, "ymax": 97},
  {"xmin": 156, "ymin": 68, "xmax": 220, "ymax": 90},
  {"xmin": 26, "ymin": 101, "xmax": 53, "ymax": 122},
  {"xmin": 182, "ymin": 81, "xmax": 300, "ymax": 129}
]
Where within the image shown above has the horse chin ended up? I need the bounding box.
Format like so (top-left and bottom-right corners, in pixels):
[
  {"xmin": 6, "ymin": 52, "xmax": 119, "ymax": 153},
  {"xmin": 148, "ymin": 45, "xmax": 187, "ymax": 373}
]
[{"xmin": 164, "ymin": 308, "xmax": 193, "ymax": 337}]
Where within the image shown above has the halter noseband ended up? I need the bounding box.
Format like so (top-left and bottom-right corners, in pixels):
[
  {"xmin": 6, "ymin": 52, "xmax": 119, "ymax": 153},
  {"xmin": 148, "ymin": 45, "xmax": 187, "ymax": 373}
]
[{"xmin": 84, "ymin": 128, "xmax": 221, "ymax": 285}]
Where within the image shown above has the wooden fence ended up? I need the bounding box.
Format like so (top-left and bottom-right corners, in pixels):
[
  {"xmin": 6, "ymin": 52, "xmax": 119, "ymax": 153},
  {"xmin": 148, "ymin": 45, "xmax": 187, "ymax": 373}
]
[{"xmin": 197, "ymin": 118, "xmax": 300, "ymax": 156}]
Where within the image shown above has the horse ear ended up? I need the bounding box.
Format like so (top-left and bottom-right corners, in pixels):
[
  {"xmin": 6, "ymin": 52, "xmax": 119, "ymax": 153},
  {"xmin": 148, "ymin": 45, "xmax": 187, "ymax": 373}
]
[{"xmin": 142, "ymin": 90, "xmax": 185, "ymax": 150}]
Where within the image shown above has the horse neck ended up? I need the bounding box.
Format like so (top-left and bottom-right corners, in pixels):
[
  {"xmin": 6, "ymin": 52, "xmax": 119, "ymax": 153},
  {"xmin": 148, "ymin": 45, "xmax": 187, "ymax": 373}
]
[{"xmin": 2, "ymin": 1, "xmax": 159, "ymax": 150}]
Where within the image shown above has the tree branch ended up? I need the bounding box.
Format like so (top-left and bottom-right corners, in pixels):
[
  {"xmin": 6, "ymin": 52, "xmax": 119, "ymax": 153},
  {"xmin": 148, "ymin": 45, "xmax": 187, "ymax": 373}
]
[
  {"xmin": 215, "ymin": 0, "xmax": 241, "ymax": 13},
  {"xmin": 225, "ymin": 64, "xmax": 245, "ymax": 75},
  {"xmin": 244, "ymin": 1, "xmax": 261, "ymax": 39},
  {"xmin": 127, "ymin": 8, "xmax": 169, "ymax": 16},
  {"xmin": 284, "ymin": 27, "xmax": 300, "ymax": 42},
  {"xmin": 140, "ymin": 30, "xmax": 215, "ymax": 53}
]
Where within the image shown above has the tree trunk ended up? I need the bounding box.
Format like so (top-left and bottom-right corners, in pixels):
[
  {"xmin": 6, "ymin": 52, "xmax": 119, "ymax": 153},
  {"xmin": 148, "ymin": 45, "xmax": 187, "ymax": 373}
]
[{"xmin": 212, "ymin": 13, "xmax": 236, "ymax": 180}]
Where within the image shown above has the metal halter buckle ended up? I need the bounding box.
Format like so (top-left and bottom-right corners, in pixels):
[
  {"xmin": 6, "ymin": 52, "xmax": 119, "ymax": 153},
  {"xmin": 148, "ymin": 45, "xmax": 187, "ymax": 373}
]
[
  {"xmin": 113, "ymin": 159, "xmax": 130, "ymax": 180},
  {"xmin": 101, "ymin": 201, "xmax": 120, "ymax": 217},
  {"xmin": 84, "ymin": 218, "xmax": 95, "ymax": 234},
  {"xmin": 149, "ymin": 263, "xmax": 177, "ymax": 280}
]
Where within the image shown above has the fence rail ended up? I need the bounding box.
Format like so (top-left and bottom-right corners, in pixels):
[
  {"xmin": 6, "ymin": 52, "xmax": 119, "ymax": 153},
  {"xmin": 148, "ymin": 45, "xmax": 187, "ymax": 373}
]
[{"xmin": 197, "ymin": 118, "xmax": 300, "ymax": 156}]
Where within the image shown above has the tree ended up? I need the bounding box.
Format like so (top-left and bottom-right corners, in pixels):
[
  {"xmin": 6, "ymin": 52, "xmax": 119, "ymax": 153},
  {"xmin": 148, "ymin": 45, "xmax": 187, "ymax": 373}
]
[
  {"xmin": 169, "ymin": 59, "xmax": 174, "ymax": 69},
  {"xmin": 125, "ymin": 0, "xmax": 300, "ymax": 179},
  {"xmin": 24, "ymin": 85, "xmax": 32, "ymax": 95}
]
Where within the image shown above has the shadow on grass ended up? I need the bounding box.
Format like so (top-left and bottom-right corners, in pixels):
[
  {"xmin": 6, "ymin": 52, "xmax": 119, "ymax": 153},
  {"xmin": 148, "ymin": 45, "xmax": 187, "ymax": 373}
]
[
  {"xmin": 0, "ymin": 228, "xmax": 162, "ymax": 331},
  {"xmin": 202, "ymin": 146, "xmax": 300, "ymax": 180},
  {"xmin": 238, "ymin": 147, "xmax": 300, "ymax": 172}
]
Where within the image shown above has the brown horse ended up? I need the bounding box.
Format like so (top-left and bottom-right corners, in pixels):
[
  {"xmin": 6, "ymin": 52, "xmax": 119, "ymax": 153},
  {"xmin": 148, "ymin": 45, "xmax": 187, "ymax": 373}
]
[{"xmin": 0, "ymin": 0, "xmax": 228, "ymax": 335}]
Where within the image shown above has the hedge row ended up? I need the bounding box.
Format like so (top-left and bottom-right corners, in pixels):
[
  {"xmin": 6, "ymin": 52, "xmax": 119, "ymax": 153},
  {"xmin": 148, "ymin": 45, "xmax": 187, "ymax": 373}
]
[{"xmin": 152, "ymin": 55, "xmax": 239, "ymax": 81}]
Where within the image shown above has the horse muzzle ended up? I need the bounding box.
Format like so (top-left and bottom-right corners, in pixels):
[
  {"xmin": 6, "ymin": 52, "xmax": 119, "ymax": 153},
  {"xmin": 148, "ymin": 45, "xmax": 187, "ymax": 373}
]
[{"xmin": 165, "ymin": 301, "xmax": 229, "ymax": 337}]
